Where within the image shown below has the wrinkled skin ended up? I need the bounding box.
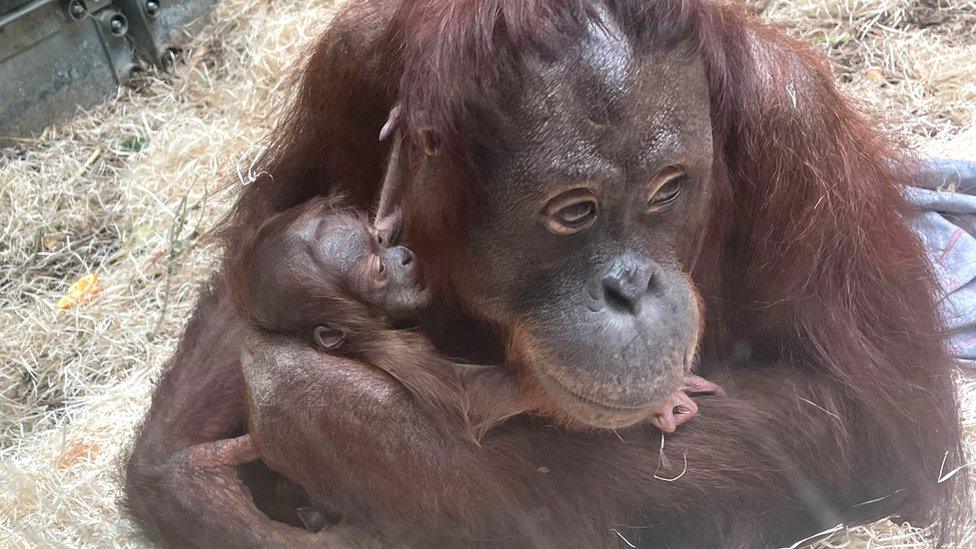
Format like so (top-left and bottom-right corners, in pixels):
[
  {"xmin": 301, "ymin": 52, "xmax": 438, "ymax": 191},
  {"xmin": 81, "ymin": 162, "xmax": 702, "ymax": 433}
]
[
  {"xmin": 242, "ymin": 200, "xmax": 721, "ymax": 442},
  {"xmin": 443, "ymin": 19, "xmax": 714, "ymax": 428},
  {"xmin": 245, "ymin": 205, "xmax": 432, "ymax": 339},
  {"xmin": 288, "ymin": 211, "xmax": 432, "ymax": 321}
]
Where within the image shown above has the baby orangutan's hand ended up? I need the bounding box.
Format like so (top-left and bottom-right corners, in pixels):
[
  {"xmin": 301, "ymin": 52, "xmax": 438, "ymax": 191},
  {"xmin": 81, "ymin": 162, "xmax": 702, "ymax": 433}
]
[{"xmin": 648, "ymin": 374, "xmax": 725, "ymax": 434}]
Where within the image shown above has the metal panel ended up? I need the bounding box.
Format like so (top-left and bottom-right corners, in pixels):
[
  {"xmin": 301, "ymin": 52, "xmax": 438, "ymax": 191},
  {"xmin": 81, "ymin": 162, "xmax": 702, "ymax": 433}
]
[
  {"xmin": 0, "ymin": 0, "xmax": 217, "ymax": 136},
  {"xmin": 118, "ymin": 0, "xmax": 217, "ymax": 66}
]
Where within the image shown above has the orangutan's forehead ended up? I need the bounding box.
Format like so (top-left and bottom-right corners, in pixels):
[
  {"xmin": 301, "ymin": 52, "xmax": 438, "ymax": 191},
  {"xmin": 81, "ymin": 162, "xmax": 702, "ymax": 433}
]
[
  {"xmin": 575, "ymin": 15, "xmax": 633, "ymax": 126},
  {"xmin": 492, "ymin": 21, "xmax": 711, "ymax": 192}
]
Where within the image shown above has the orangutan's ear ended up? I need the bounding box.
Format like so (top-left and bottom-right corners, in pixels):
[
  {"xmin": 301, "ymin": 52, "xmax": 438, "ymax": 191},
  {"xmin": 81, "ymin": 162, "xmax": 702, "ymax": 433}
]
[{"xmin": 313, "ymin": 325, "xmax": 345, "ymax": 350}]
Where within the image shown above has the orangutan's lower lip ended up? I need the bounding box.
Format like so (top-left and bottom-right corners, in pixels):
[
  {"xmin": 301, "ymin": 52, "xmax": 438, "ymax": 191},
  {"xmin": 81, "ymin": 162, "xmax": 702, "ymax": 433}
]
[{"xmin": 536, "ymin": 368, "xmax": 652, "ymax": 413}]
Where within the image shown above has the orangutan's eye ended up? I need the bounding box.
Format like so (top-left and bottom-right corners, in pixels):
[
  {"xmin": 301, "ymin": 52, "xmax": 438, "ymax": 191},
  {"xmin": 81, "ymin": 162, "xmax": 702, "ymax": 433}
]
[
  {"xmin": 647, "ymin": 166, "xmax": 686, "ymax": 212},
  {"xmin": 543, "ymin": 188, "xmax": 599, "ymax": 235}
]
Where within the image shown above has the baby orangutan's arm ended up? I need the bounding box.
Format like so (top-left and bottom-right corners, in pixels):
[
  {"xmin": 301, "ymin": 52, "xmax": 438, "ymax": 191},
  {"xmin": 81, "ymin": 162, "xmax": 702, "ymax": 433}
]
[{"xmin": 453, "ymin": 364, "xmax": 534, "ymax": 439}]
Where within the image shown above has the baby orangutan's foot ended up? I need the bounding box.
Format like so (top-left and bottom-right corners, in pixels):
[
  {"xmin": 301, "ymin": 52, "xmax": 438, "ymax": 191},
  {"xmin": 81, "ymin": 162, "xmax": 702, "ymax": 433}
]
[{"xmin": 648, "ymin": 374, "xmax": 725, "ymax": 433}]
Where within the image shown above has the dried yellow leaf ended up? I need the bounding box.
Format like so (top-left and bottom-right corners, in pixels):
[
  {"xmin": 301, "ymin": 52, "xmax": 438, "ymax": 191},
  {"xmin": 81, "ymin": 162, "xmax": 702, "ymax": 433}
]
[
  {"xmin": 42, "ymin": 235, "xmax": 61, "ymax": 251},
  {"xmin": 57, "ymin": 441, "xmax": 101, "ymax": 468},
  {"xmin": 56, "ymin": 274, "xmax": 102, "ymax": 309},
  {"xmin": 864, "ymin": 69, "xmax": 886, "ymax": 85}
]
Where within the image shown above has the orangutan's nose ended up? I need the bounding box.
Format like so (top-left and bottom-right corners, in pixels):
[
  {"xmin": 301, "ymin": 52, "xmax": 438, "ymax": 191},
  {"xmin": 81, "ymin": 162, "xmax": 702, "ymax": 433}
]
[{"xmin": 601, "ymin": 255, "xmax": 655, "ymax": 316}]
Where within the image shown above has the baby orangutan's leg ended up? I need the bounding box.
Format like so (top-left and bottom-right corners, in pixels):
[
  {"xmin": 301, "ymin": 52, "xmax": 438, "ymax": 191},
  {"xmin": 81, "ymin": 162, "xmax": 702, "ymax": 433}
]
[{"xmin": 648, "ymin": 374, "xmax": 726, "ymax": 434}]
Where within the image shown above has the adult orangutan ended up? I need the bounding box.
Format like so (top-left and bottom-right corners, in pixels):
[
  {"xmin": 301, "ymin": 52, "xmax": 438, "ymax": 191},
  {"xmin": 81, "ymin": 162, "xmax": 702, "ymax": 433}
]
[{"xmin": 123, "ymin": 0, "xmax": 969, "ymax": 547}]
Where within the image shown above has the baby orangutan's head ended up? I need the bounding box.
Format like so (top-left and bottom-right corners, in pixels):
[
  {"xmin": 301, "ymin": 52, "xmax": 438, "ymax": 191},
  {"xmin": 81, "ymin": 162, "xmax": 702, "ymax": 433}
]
[{"xmin": 236, "ymin": 198, "xmax": 431, "ymax": 351}]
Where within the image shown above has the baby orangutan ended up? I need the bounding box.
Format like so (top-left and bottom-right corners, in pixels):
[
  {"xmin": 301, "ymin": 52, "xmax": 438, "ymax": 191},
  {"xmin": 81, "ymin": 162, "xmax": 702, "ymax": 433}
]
[
  {"xmin": 231, "ymin": 197, "xmax": 722, "ymax": 437},
  {"xmin": 232, "ymin": 196, "xmax": 527, "ymax": 438}
]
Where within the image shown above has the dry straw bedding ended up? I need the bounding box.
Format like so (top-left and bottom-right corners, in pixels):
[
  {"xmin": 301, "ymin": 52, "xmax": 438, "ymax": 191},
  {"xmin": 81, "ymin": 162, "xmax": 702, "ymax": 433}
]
[{"xmin": 0, "ymin": 0, "xmax": 974, "ymax": 547}]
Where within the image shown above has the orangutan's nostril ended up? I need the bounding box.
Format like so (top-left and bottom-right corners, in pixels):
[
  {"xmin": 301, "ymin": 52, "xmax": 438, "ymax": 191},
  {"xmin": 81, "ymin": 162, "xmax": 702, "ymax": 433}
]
[
  {"xmin": 647, "ymin": 272, "xmax": 660, "ymax": 294},
  {"xmin": 603, "ymin": 280, "xmax": 637, "ymax": 315}
]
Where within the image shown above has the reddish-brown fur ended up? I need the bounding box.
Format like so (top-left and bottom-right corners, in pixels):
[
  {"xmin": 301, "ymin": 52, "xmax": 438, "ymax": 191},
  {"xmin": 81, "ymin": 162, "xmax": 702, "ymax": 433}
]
[
  {"xmin": 230, "ymin": 198, "xmax": 719, "ymax": 447},
  {"xmin": 228, "ymin": 198, "xmax": 532, "ymax": 437},
  {"xmin": 124, "ymin": 1, "xmax": 969, "ymax": 547}
]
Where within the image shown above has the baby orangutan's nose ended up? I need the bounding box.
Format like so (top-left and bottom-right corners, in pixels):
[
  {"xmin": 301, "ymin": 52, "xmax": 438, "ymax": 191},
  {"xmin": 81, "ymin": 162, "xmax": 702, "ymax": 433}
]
[{"xmin": 387, "ymin": 246, "xmax": 413, "ymax": 266}]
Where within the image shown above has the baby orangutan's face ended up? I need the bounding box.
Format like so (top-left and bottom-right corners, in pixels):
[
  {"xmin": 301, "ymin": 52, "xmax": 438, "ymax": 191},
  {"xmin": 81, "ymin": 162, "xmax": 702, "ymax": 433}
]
[{"xmin": 293, "ymin": 211, "xmax": 432, "ymax": 320}]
